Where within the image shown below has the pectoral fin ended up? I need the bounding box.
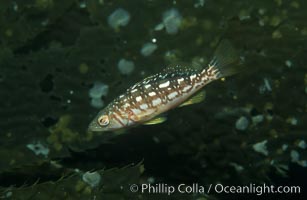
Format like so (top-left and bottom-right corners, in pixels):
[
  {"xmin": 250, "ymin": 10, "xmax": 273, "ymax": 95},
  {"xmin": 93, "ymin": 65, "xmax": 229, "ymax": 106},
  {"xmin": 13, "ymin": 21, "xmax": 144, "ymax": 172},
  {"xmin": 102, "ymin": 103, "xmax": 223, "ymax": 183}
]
[
  {"xmin": 143, "ymin": 116, "xmax": 167, "ymax": 125},
  {"xmin": 179, "ymin": 90, "xmax": 206, "ymax": 107}
]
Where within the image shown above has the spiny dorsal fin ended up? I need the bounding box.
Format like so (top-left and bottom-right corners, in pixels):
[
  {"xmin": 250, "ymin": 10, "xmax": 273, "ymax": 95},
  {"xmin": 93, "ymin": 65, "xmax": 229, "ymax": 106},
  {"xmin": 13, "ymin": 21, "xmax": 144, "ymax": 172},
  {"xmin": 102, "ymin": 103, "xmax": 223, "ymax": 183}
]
[
  {"xmin": 143, "ymin": 116, "xmax": 167, "ymax": 125},
  {"xmin": 179, "ymin": 90, "xmax": 206, "ymax": 107},
  {"xmin": 163, "ymin": 62, "xmax": 199, "ymax": 74}
]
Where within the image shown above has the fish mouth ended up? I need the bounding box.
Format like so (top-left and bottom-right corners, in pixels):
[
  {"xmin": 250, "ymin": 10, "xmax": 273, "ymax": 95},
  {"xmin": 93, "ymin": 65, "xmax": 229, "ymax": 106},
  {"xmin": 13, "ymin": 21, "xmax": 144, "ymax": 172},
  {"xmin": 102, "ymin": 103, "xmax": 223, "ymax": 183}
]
[{"xmin": 88, "ymin": 120, "xmax": 104, "ymax": 132}]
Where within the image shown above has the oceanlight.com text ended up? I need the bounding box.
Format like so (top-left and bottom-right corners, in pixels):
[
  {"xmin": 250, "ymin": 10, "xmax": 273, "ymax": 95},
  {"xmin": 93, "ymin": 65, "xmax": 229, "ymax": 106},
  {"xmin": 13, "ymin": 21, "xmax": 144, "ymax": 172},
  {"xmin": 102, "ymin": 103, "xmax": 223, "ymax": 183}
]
[
  {"xmin": 212, "ymin": 183, "xmax": 301, "ymax": 195},
  {"xmin": 129, "ymin": 183, "xmax": 301, "ymax": 196}
]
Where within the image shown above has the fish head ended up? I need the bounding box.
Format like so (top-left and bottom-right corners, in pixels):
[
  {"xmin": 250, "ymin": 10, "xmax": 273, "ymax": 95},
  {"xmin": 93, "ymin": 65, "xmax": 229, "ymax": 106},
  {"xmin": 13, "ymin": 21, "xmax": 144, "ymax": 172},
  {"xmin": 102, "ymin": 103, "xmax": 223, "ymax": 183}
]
[{"xmin": 88, "ymin": 108, "xmax": 128, "ymax": 132}]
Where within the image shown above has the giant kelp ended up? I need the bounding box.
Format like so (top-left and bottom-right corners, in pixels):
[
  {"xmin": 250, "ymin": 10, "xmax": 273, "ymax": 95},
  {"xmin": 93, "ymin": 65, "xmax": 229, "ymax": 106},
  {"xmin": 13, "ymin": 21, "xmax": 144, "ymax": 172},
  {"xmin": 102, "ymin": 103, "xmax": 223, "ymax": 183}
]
[
  {"xmin": 0, "ymin": 0, "xmax": 307, "ymax": 199},
  {"xmin": 1, "ymin": 163, "xmax": 144, "ymax": 199}
]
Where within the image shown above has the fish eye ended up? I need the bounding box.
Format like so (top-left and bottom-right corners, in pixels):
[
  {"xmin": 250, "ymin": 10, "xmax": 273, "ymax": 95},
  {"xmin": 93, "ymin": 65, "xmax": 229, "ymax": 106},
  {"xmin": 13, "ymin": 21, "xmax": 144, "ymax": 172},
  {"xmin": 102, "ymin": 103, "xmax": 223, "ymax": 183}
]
[{"xmin": 98, "ymin": 115, "xmax": 109, "ymax": 126}]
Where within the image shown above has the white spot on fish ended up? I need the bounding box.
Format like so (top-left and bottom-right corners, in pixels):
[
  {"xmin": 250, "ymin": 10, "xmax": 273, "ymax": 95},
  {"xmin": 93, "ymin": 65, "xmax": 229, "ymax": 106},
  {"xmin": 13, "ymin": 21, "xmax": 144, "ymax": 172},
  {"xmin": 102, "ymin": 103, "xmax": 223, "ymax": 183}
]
[
  {"xmin": 131, "ymin": 89, "xmax": 138, "ymax": 93},
  {"xmin": 149, "ymin": 92, "xmax": 156, "ymax": 96},
  {"xmin": 152, "ymin": 98, "xmax": 162, "ymax": 106},
  {"xmin": 136, "ymin": 96, "xmax": 142, "ymax": 102},
  {"xmin": 190, "ymin": 74, "xmax": 197, "ymax": 80},
  {"xmin": 177, "ymin": 78, "xmax": 184, "ymax": 83},
  {"xmin": 159, "ymin": 81, "xmax": 170, "ymax": 88},
  {"xmin": 182, "ymin": 85, "xmax": 192, "ymax": 92},
  {"xmin": 158, "ymin": 74, "xmax": 168, "ymax": 79},
  {"xmin": 201, "ymin": 76, "xmax": 208, "ymax": 81},
  {"xmin": 140, "ymin": 103, "xmax": 148, "ymax": 109},
  {"xmin": 167, "ymin": 91, "xmax": 178, "ymax": 99},
  {"xmin": 145, "ymin": 84, "xmax": 151, "ymax": 89},
  {"xmin": 123, "ymin": 103, "xmax": 130, "ymax": 108},
  {"xmin": 132, "ymin": 108, "xmax": 141, "ymax": 115}
]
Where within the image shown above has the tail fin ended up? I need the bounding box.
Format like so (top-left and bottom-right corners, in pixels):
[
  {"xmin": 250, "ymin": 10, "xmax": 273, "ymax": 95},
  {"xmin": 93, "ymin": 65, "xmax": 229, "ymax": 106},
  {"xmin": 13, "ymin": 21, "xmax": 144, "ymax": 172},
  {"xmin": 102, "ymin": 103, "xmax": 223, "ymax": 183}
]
[{"xmin": 206, "ymin": 40, "xmax": 242, "ymax": 78}]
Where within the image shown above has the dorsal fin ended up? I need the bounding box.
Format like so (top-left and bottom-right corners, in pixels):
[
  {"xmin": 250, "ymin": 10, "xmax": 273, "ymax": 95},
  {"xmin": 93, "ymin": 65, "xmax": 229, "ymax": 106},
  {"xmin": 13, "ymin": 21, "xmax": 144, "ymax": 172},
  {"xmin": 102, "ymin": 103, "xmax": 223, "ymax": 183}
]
[{"xmin": 163, "ymin": 62, "xmax": 199, "ymax": 75}]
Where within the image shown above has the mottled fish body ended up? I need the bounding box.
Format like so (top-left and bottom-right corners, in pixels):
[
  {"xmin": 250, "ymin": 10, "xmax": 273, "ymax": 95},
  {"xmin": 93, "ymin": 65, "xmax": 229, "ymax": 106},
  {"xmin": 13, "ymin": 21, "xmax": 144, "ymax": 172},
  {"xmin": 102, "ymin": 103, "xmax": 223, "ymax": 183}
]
[{"xmin": 89, "ymin": 40, "xmax": 241, "ymax": 132}]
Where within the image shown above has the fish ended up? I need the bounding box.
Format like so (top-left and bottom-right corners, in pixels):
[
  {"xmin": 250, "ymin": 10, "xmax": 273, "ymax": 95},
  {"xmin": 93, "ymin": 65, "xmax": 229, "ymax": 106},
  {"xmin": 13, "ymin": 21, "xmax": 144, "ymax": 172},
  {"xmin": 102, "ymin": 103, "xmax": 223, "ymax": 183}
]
[{"xmin": 88, "ymin": 40, "xmax": 242, "ymax": 132}]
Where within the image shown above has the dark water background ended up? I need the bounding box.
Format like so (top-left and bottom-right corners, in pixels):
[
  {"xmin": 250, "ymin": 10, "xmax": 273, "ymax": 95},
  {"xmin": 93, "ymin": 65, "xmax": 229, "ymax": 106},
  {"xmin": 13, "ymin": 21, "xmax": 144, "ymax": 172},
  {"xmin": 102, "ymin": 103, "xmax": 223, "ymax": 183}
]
[{"xmin": 0, "ymin": 0, "xmax": 306, "ymax": 199}]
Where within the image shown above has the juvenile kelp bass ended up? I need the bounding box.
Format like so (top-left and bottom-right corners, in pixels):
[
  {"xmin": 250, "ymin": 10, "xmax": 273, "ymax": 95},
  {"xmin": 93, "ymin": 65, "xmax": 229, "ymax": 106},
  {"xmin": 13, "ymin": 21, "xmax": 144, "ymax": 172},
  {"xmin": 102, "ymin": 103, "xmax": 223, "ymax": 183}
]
[{"xmin": 89, "ymin": 40, "xmax": 241, "ymax": 132}]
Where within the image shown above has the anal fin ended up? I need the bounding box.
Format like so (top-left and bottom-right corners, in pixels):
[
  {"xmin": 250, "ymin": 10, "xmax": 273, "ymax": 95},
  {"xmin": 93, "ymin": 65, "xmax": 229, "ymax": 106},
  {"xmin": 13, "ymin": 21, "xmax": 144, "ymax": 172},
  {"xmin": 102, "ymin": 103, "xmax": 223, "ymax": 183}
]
[
  {"xmin": 179, "ymin": 90, "xmax": 206, "ymax": 107},
  {"xmin": 143, "ymin": 116, "xmax": 167, "ymax": 125}
]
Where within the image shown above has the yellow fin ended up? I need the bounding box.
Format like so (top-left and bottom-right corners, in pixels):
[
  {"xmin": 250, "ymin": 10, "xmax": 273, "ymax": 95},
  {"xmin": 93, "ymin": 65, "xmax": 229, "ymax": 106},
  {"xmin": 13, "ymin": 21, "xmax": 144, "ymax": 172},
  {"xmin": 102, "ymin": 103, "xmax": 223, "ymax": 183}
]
[
  {"xmin": 179, "ymin": 90, "xmax": 206, "ymax": 107},
  {"xmin": 143, "ymin": 116, "xmax": 167, "ymax": 125}
]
